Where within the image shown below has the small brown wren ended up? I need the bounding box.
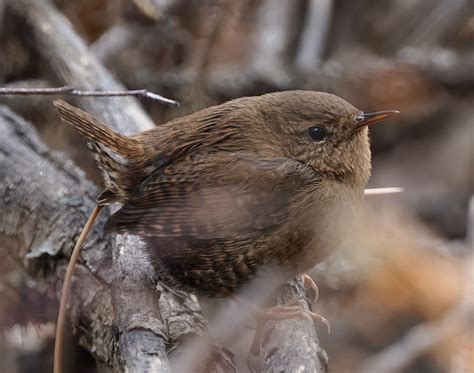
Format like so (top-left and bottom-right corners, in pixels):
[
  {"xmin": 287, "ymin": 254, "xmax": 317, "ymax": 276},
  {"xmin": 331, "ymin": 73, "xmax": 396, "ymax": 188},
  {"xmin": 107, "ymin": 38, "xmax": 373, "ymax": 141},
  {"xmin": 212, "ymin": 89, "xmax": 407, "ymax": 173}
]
[
  {"xmin": 55, "ymin": 91, "xmax": 398, "ymax": 297},
  {"xmin": 53, "ymin": 91, "xmax": 397, "ymax": 372}
]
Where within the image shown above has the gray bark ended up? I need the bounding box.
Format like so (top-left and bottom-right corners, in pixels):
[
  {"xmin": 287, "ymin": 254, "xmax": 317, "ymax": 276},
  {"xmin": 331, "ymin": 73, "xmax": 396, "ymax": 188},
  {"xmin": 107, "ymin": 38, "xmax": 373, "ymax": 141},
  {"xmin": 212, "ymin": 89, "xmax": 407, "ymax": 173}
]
[
  {"xmin": 248, "ymin": 278, "xmax": 329, "ymax": 373},
  {"xmin": 0, "ymin": 105, "xmax": 118, "ymax": 368}
]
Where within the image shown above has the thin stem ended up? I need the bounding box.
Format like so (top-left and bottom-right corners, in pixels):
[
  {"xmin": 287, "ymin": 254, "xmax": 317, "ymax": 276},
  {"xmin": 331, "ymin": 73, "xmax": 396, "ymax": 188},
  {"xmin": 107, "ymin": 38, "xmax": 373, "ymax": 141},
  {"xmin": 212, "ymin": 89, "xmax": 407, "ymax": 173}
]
[
  {"xmin": 0, "ymin": 86, "xmax": 179, "ymax": 107},
  {"xmin": 365, "ymin": 187, "xmax": 404, "ymax": 195},
  {"xmin": 54, "ymin": 205, "xmax": 103, "ymax": 373}
]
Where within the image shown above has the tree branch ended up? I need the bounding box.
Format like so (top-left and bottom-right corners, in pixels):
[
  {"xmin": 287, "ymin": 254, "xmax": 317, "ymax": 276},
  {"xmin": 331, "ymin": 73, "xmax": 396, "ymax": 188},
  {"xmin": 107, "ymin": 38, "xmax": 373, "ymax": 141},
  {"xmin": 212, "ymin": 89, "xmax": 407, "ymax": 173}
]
[{"xmin": 248, "ymin": 277, "xmax": 328, "ymax": 373}]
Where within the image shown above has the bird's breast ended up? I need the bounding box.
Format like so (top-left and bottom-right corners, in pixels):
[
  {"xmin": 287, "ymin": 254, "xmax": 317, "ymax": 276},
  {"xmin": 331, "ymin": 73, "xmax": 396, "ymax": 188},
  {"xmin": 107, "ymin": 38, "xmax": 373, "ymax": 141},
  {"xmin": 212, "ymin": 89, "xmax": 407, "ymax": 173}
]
[{"xmin": 290, "ymin": 180, "xmax": 364, "ymax": 273}]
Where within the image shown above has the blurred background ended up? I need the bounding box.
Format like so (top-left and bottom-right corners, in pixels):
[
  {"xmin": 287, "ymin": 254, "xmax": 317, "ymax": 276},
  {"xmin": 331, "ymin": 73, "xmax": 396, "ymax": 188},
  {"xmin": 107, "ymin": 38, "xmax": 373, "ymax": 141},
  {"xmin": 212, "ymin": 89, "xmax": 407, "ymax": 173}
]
[{"xmin": 0, "ymin": 0, "xmax": 473, "ymax": 372}]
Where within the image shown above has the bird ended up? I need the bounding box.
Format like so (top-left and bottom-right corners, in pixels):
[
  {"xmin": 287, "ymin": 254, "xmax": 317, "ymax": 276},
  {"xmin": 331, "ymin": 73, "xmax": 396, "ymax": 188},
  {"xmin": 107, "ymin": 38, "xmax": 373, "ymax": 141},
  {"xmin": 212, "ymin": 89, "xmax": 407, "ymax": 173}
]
[
  {"xmin": 52, "ymin": 91, "xmax": 398, "ymax": 373},
  {"xmin": 54, "ymin": 90, "xmax": 398, "ymax": 297}
]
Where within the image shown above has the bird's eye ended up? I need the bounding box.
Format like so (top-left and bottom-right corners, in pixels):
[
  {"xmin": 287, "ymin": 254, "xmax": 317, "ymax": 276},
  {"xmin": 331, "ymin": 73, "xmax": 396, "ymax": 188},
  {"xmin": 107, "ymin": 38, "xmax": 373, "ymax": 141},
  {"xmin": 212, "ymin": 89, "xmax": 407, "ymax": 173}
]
[{"xmin": 308, "ymin": 126, "xmax": 327, "ymax": 142}]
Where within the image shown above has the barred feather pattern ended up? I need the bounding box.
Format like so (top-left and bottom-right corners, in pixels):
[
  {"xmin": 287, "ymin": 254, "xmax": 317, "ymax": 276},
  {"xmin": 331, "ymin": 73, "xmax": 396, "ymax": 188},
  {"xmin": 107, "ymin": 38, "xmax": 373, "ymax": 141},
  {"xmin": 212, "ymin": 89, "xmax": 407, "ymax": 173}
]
[
  {"xmin": 54, "ymin": 100, "xmax": 146, "ymax": 204},
  {"xmin": 86, "ymin": 141, "xmax": 129, "ymax": 203}
]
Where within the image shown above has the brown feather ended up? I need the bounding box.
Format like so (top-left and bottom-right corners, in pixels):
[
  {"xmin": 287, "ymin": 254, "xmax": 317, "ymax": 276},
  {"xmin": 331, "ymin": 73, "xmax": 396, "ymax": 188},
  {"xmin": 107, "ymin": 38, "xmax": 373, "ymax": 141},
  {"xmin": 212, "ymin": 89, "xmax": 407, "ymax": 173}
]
[{"xmin": 54, "ymin": 100, "xmax": 141, "ymax": 156}]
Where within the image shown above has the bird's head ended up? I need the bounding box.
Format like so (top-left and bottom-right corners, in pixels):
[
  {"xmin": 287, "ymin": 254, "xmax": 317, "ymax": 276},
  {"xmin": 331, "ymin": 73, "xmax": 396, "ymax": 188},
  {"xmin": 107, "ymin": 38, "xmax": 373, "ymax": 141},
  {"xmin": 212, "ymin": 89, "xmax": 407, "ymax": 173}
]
[{"xmin": 234, "ymin": 90, "xmax": 398, "ymax": 186}]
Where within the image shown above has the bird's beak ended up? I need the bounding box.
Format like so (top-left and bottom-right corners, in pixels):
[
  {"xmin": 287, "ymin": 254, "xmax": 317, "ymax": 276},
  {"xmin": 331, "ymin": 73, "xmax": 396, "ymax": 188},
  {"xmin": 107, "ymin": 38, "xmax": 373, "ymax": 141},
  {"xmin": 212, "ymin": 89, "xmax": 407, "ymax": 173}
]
[{"xmin": 353, "ymin": 110, "xmax": 399, "ymax": 132}]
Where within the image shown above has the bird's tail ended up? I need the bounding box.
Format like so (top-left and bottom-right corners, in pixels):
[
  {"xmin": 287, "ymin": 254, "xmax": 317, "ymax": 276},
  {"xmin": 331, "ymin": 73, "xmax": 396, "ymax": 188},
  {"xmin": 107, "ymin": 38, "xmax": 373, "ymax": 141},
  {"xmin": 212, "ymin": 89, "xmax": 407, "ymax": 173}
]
[{"xmin": 54, "ymin": 100, "xmax": 143, "ymax": 204}]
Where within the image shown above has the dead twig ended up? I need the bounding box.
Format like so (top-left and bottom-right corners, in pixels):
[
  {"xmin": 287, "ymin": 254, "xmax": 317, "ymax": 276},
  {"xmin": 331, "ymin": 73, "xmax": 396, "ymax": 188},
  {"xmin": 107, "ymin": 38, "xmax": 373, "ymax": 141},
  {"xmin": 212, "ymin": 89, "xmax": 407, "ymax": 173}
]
[{"xmin": 0, "ymin": 86, "xmax": 179, "ymax": 107}]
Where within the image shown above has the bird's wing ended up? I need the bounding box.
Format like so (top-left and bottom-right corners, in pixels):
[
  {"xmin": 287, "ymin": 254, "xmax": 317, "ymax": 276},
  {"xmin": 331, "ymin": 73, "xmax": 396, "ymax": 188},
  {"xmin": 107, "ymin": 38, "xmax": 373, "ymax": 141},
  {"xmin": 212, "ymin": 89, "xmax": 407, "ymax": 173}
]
[{"xmin": 105, "ymin": 153, "xmax": 320, "ymax": 240}]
